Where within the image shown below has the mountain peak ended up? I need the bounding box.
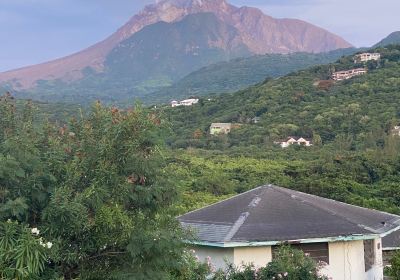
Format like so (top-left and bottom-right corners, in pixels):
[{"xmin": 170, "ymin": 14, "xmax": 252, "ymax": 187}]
[
  {"xmin": 0, "ymin": 0, "xmax": 352, "ymax": 91},
  {"xmin": 156, "ymin": 0, "xmax": 228, "ymax": 8},
  {"xmin": 150, "ymin": 0, "xmax": 232, "ymax": 15}
]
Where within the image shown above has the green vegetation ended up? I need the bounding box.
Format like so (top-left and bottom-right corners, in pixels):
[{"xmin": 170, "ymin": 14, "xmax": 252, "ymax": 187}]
[
  {"xmin": 2, "ymin": 45, "xmax": 400, "ymax": 278},
  {"xmin": 165, "ymin": 46, "xmax": 400, "ymax": 149},
  {"xmin": 186, "ymin": 246, "xmax": 328, "ymax": 280},
  {"xmin": 0, "ymin": 94, "xmax": 190, "ymax": 279},
  {"xmin": 387, "ymin": 251, "xmax": 400, "ymax": 279},
  {"xmin": 215, "ymin": 246, "xmax": 327, "ymax": 280},
  {"xmin": 19, "ymin": 47, "xmax": 358, "ymax": 106},
  {"xmin": 160, "ymin": 45, "xmax": 400, "ymax": 213}
]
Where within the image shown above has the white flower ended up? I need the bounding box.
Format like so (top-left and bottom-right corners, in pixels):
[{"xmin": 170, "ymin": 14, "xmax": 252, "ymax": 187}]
[
  {"xmin": 39, "ymin": 238, "xmax": 45, "ymax": 247},
  {"xmin": 31, "ymin": 228, "xmax": 40, "ymax": 235},
  {"xmin": 46, "ymin": 242, "xmax": 53, "ymax": 249}
]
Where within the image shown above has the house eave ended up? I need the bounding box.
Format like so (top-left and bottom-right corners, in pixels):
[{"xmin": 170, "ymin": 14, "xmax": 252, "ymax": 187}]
[
  {"xmin": 186, "ymin": 234, "xmax": 381, "ymax": 248},
  {"xmin": 383, "ymin": 247, "xmax": 400, "ymax": 251},
  {"xmin": 379, "ymin": 224, "xmax": 400, "ymax": 238}
]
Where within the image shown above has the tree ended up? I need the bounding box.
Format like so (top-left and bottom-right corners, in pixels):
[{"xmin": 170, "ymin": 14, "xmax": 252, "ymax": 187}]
[
  {"xmin": 0, "ymin": 96, "xmax": 184, "ymax": 279},
  {"xmin": 388, "ymin": 251, "xmax": 400, "ymax": 279}
]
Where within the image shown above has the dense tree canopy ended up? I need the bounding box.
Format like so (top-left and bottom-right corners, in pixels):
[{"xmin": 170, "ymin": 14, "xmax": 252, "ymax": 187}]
[{"xmin": 0, "ymin": 94, "xmax": 186, "ymax": 279}]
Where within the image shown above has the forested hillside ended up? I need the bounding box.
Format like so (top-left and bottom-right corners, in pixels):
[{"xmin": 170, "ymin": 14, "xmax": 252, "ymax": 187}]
[
  {"xmin": 16, "ymin": 47, "xmax": 358, "ymax": 105},
  {"xmin": 165, "ymin": 45, "xmax": 400, "ymax": 149},
  {"xmin": 150, "ymin": 48, "xmax": 358, "ymax": 102},
  {"xmin": 162, "ymin": 45, "xmax": 400, "ymax": 215}
]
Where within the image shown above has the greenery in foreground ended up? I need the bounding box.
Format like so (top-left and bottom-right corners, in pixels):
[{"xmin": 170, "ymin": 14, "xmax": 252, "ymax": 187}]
[
  {"xmin": 0, "ymin": 94, "xmax": 336, "ymax": 279},
  {"xmin": 194, "ymin": 246, "xmax": 328, "ymax": 280},
  {"xmin": 388, "ymin": 251, "xmax": 400, "ymax": 279},
  {"xmin": 0, "ymin": 94, "xmax": 190, "ymax": 279}
]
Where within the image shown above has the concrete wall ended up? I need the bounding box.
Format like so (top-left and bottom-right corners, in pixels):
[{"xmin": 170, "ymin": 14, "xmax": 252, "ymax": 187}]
[
  {"xmin": 322, "ymin": 240, "xmax": 366, "ymax": 280},
  {"xmin": 233, "ymin": 246, "xmax": 272, "ymax": 268},
  {"xmin": 365, "ymin": 238, "xmax": 384, "ymax": 280},
  {"xmin": 191, "ymin": 246, "xmax": 234, "ymax": 270},
  {"xmin": 318, "ymin": 239, "xmax": 383, "ymax": 280}
]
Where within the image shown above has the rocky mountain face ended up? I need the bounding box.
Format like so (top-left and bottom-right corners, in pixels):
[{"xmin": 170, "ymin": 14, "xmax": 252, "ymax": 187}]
[
  {"xmin": 105, "ymin": 12, "xmax": 250, "ymax": 83},
  {"xmin": 0, "ymin": 0, "xmax": 352, "ymax": 98}
]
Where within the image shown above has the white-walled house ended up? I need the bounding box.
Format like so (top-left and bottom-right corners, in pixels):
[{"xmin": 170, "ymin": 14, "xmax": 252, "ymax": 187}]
[
  {"xmin": 354, "ymin": 53, "xmax": 381, "ymax": 63},
  {"xmin": 392, "ymin": 126, "xmax": 400, "ymax": 136},
  {"xmin": 275, "ymin": 137, "xmax": 312, "ymax": 148},
  {"xmin": 171, "ymin": 100, "xmax": 180, "ymax": 107},
  {"xmin": 210, "ymin": 123, "xmax": 232, "ymax": 135},
  {"xmin": 171, "ymin": 98, "xmax": 199, "ymax": 107},
  {"xmin": 179, "ymin": 185, "xmax": 400, "ymax": 280},
  {"xmin": 332, "ymin": 68, "xmax": 367, "ymax": 81}
]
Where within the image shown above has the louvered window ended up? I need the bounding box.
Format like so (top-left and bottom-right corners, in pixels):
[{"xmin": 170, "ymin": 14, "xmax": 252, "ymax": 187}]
[
  {"xmin": 364, "ymin": 240, "xmax": 375, "ymax": 272},
  {"xmin": 272, "ymin": 243, "xmax": 329, "ymax": 264}
]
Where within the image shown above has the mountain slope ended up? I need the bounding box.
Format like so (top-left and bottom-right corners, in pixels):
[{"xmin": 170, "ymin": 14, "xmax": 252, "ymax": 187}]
[
  {"xmin": 374, "ymin": 31, "xmax": 400, "ymax": 47},
  {"xmin": 15, "ymin": 13, "xmax": 252, "ymax": 104},
  {"xmin": 150, "ymin": 48, "xmax": 359, "ymax": 103},
  {"xmin": 0, "ymin": 0, "xmax": 352, "ymax": 94}
]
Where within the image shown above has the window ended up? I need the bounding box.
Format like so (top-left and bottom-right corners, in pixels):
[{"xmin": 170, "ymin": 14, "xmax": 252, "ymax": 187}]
[
  {"xmin": 272, "ymin": 243, "xmax": 329, "ymax": 264},
  {"xmin": 364, "ymin": 240, "xmax": 375, "ymax": 272}
]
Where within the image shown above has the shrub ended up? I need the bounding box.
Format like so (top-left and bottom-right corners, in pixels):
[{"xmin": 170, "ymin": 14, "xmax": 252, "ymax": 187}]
[
  {"xmin": 211, "ymin": 246, "xmax": 328, "ymax": 280},
  {"xmin": 387, "ymin": 251, "xmax": 400, "ymax": 279}
]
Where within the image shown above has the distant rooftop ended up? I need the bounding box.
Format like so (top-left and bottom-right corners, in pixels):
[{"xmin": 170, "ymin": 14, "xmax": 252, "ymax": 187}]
[
  {"xmin": 179, "ymin": 185, "xmax": 400, "ymax": 246},
  {"xmin": 210, "ymin": 123, "xmax": 232, "ymax": 128},
  {"xmin": 383, "ymin": 230, "xmax": 400, "ymax": 250}
]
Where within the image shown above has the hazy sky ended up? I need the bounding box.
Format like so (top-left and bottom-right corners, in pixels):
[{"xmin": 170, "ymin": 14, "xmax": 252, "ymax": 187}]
[{"xmin": 0, "ymin": 0, "xmax": 399, "ymax": 72}]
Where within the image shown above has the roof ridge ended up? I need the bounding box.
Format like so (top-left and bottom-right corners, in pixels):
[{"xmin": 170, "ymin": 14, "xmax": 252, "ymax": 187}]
[
  {"xmin": 274, "ymin": 185, "xmax": 400, "ymax": 219},
  {"xmin": 270, "ymin": 186, "xmax": 381, "ymax": 234},
  {"xmin": 224, "ymin": 212, "xmax": 249, "ymax": 242},
  {"xmin": 177, "ymin": 185, "xmax": 266, "ymax": 219},
  {"xmin": 226, "ymin": 186, "xmax": 269, "ymax": 241}
]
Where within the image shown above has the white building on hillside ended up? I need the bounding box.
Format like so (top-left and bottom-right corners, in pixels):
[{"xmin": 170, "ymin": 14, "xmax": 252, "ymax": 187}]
[
  {"xmin": 354, "ymin": 53, "xmax": 381, "ymax": 63},
  {"xmin": 275, "ymin": 137, "xmax": 312, "ymax": 148},
  {"xmin": 210, "ymin": 123, "xmax": 232, "ymax": 135},
  {"xmin": 171, "ymin": 98, "xmax": 199, "ymax": 107},
  {"xmin": 392, "ymin": 126, "xmax": 400, "ymax": 136},
  {"xmin": 332, "ymin": 68, "xmax": 367, "ymax": 81}
]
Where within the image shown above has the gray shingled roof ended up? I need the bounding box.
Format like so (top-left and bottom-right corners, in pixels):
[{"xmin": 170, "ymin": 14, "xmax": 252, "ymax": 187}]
[
  {"xmin": 383, "ymin": 230, "xmax": 400, "ymax": 250},
  {"xmin": 179, "ymin": 185, "xmax": 400, "ymax": 245}
]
